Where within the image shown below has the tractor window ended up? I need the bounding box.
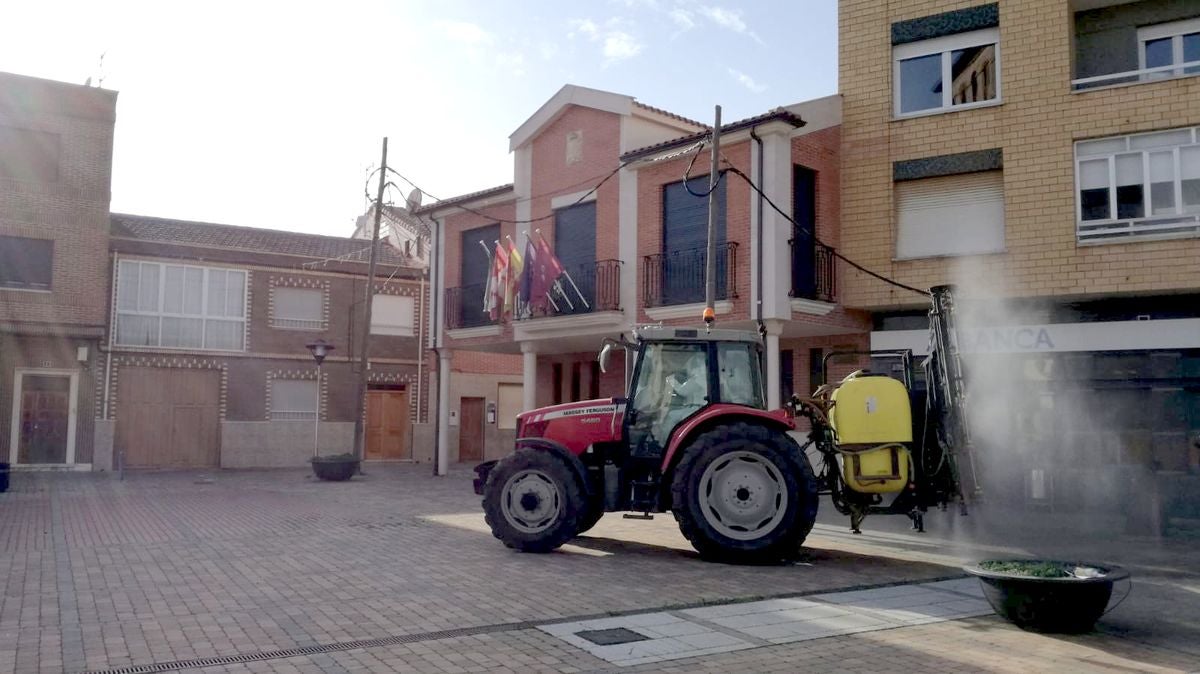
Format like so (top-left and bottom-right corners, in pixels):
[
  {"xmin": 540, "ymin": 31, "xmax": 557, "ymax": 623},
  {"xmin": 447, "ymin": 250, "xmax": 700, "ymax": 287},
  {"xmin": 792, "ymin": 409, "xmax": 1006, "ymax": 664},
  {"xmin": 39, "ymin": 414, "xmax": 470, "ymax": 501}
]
[
  {"xmin": 718, "ymin": 342, "xmax": 764, "ymax": 408},
  {"xmin": 628, "ymin": 342, "xmax": 709, "ymax": 457}
]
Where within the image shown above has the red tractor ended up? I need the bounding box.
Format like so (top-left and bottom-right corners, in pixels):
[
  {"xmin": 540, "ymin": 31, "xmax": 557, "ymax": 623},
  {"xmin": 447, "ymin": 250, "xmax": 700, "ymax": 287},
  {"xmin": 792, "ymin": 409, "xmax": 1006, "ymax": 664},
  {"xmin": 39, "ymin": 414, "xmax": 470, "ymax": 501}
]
[{"xmin": 473, "ymin": 286, "xmax": 971, "ymax": 564}]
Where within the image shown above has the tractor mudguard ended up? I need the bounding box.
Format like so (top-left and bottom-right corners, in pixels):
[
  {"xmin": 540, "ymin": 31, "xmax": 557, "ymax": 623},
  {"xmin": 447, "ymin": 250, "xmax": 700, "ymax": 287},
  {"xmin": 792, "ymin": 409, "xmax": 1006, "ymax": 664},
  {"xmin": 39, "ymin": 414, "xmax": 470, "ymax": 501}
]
[
  {"xmin": 660, "ymin": 405, "xmax": 796, "ymax": 473},
  {"xmin": 513, "ymin": 437, "xmax": 594, "ymax": 498},
  {"xmin": 472, "ymin": 460, "xmax": 498, "ymax": 495}
]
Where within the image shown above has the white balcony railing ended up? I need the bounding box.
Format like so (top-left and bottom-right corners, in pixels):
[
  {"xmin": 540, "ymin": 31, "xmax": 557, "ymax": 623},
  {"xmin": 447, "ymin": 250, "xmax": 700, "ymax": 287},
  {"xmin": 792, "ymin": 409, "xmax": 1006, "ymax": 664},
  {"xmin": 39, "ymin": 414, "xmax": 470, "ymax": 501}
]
[
  {"xmin": 1072, "ymin": 60, "xmax": 1200, "ymax": 91},
  {"xmin": 1077, "ymin": 212, "xmax": 1200, "ymax": 244}
]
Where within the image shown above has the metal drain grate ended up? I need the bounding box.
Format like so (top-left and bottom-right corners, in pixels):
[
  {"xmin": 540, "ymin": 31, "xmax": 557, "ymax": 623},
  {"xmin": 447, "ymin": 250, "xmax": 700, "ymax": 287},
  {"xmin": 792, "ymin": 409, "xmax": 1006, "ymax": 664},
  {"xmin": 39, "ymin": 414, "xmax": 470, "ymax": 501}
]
[
  {"xmin": 83, "ymin": 622, "xmax": 537, "ymax": 674},
  {"xmin": 575, "ymin": 628, "xmax": 650, "ymax": 646}
]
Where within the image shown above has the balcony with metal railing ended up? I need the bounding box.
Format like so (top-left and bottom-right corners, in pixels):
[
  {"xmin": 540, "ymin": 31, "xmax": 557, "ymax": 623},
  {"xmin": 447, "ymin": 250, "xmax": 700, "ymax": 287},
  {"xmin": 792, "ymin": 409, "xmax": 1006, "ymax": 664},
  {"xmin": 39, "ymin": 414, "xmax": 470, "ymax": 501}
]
[
  {"xmin": 444, "ymin": 283, "xmax": 497, "ymax": 330},
  {"xmin": 1071, "ymin": 3, "xmax": 1199, "ymax": 92},
  {"xmin": 518, "ymin": 259, "xmax": 622, "ymax": 320},
  {"xmin": 642, "ymin": 242, "xmax": 738, "ymax": 308},
  {"xmin": 789, "ymin": 237, "xmax": 836, "ymax": 304}
]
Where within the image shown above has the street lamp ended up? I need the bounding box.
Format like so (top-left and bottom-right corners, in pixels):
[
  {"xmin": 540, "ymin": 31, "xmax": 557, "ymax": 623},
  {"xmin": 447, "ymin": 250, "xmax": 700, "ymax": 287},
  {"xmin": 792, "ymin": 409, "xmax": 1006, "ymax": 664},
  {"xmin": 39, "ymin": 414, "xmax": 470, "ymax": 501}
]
[{"xmin": 305, "ymin": 339, "xmax": 334, "ymax": 459}]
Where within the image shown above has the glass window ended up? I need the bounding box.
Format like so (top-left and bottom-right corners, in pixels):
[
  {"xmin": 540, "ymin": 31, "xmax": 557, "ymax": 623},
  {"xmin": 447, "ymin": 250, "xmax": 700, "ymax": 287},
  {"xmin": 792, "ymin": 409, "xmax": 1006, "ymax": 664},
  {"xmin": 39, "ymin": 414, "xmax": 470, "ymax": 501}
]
[
  {"xmin": 898, "ymin": 53, "xmax": 942, "ymax": 114},
  {"xmin": 1139, "ymin": 18, "xmax": 1200, "ymax": 79},
  {"xmin": 1079, "ymin": 159, "xmax": 1110, "ymax": 221},
  {"xmin": 1145, "ymin": 37, "xmax": 1173, "ymax": 75},
  {"xmin": 1150, "ymin": 152, "xmax": 1176, "ymax": 215},
  {"xmin": 0, "ymin": 236, "xmax": 53, "ymax": 290},
  {"xmin": 1074, "ymin": 125, "xmax": 1200, "ymax": 243},
  {"xmin": 718, "ymin": 342, "xmax": 764, "ymax": 408},
  {"xmin": 628, "ymin": 342, "xmax": 709, "ymax": 457},
  {"xmin": 272, "ymin": 287, "xmax": 324, "ymax": 330},
  {"xmin": 115, "ymin": 260, "xmax": 247, "ymax": 351},
  {"xmin": 271, "ymin": 379, "xmax": 318, "ymax": 420},
  {"xmin": 951, "ymin": 44, "xmax": 996, "ymax": 105},
  {"xmin": 1185, "ymin": 33, "xmax": 1200, "ymax": 74},
  {"xmin": 894, "ymin": 28, "xmax": 999, "ymax": 117},
  {"xmin": 1115, "ymin": 154, "xmax": 1144, "ymax": 219},
  {"xmin": 1183, "ymin": 146, "xmax": 1200, "ymax": 210}
]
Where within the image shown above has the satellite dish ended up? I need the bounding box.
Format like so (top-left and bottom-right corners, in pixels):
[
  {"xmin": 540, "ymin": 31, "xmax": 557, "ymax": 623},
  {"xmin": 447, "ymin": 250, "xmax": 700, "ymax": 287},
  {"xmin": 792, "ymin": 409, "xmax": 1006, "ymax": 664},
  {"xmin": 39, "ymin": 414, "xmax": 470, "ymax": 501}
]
[{"xmin": 405, "ymin": 188, "xmax": 423, "ymax": 212}]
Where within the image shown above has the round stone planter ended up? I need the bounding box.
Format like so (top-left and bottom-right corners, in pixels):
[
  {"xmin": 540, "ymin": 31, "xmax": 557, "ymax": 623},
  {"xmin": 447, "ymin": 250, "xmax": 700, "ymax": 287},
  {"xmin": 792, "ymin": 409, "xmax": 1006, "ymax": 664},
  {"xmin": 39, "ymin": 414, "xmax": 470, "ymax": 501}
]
[
  {"xmin": 310, "ymin": 455, "xmax": 360, "ymax": 482},
  {"xmin": 964, "ymin": 560, "xmax": 1130, "ymax": 633}
]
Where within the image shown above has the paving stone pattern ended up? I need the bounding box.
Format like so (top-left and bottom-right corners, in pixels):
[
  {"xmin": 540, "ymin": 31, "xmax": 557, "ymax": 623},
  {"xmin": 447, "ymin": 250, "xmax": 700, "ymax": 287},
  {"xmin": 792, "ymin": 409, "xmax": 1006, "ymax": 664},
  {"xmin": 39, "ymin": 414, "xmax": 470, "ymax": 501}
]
[{"xmin": 0, "ymin": 466, "xmax": 1197, "ymax": 673}]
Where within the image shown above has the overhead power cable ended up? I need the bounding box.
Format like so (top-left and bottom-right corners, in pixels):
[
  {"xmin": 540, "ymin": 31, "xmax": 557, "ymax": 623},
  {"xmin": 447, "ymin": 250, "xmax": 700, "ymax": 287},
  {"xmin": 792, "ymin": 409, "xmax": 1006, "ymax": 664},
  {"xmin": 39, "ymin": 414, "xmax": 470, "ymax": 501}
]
[
  {"xmin": 385, "ymin": 163, "xmax": 623, "ymax": 226},
  {"xmin": 720, "ymin": 164, "xmax": 929, "ymax": 298}
]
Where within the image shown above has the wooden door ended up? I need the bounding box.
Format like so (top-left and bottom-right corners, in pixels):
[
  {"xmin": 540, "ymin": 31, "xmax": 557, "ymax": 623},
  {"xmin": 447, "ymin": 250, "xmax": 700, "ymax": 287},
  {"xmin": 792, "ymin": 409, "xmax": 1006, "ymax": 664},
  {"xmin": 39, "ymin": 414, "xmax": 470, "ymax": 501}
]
[
  {"xmin": 116, "ymin": 367, "xmax": 220, "ymax": 468},
  {"xmin": 366, "ymin": 389, "xmax": 410, "ymax": 460},
  {"xmin": 459, "ymin": 397, "xmax": 485, "ymax": 462},
  {"xmin": 18, "ymin": 375, "xmax": 71, "ymax": 464}
]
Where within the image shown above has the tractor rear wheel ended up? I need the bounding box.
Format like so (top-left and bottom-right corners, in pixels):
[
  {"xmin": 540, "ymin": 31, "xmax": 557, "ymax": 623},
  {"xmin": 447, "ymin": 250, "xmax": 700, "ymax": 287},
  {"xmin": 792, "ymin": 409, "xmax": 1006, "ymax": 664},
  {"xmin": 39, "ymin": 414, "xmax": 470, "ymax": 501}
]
[
  {"xmin": 577, "ymin": 502, "xmax": 604, "ymax": 535},
  {"xmin": 482, "ymin": 448, "xmax": 586, "ymax": 553},
  {"xmin": 671, "ymin": 422, "xmax": 819, "ymax": 563}
]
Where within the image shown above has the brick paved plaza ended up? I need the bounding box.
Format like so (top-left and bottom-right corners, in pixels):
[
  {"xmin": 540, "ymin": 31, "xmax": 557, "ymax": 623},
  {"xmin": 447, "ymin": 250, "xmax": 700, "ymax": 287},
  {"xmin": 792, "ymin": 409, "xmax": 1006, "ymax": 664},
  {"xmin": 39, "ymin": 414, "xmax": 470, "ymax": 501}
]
[{"xmin": 0, "ymin": 465, "xmax": 1197, "ymax": 673}]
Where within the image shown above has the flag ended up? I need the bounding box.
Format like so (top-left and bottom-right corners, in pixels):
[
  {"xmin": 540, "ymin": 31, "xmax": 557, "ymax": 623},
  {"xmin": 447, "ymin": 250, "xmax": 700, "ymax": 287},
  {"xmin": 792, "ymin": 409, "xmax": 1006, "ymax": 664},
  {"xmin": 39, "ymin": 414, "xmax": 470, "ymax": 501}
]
[
  {"xmin": 504, "ymin": 240, "xmax": 523, "ymax": 315},
  {"xmin": 486, "ymin": 242, "xmax": 508, "ymax": 320},
  {"xmin": 529, "ymin": 235, "xmax": 567, "ymax": 311},
  {"xmin": 480, "ymin": 245, "xmax": 494, "ymax": 315},
  {"xmin": 519, "ymin": 237, "xmax": 537, "ymax": 306}
]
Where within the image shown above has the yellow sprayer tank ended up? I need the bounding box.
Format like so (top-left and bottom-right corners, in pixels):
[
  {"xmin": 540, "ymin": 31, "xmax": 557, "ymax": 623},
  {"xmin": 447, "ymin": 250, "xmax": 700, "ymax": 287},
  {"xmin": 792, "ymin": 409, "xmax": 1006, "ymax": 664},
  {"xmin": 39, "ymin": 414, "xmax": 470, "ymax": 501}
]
[{"xmin": 829, "ymin": 373, "xmax": 913, "ymax": 494}]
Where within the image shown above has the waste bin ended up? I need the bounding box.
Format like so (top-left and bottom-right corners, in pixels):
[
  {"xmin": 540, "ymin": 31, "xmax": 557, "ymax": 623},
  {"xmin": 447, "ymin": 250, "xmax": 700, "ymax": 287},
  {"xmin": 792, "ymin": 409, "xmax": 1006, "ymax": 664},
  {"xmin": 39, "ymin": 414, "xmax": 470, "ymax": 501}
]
[{"xmin": 0, "ymin": 462, "xmax": 9, "ymax": 493}]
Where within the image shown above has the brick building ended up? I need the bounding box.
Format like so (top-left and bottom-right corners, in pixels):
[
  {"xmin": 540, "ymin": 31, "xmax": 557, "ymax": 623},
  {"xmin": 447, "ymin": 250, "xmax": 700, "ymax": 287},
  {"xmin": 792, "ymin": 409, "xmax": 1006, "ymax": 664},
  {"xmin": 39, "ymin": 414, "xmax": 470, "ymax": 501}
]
[
  {"xmin": 104, "ymin": 214, "xmax": 426, "ymax": 469},
  {"xmin": 420, "ymin": 85, "xmax": 871, "ymax": 471},
  {"xmin": 840, "ymin": 0, "xmax": 1200, "ymax": 528},
  {"xmin": 0, "ymin": 73, "xmax": 116, "ymax": 469},
  {"xmin": 0, "ymin": 71, "xmax": 429, "ymax": 471}
]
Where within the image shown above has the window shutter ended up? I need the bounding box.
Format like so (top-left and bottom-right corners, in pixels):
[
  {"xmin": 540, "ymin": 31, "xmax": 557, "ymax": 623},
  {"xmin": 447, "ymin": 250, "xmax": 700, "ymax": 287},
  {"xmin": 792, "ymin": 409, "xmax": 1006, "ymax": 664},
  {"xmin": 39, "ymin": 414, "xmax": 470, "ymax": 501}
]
[
  {"xmin": 370, "ymin": 295, "xmax": 415, "ymax": 336},
  {"xmin": 273, "ymin": 288, "xmax": 323, "ymax": 328},
  {"xmin": 896, "ymin": 171, "xmax": 1005, "ymax": 259},
  {"xmin": 271, "ymin": 379, "xmax": 318, "ymax": 420}
]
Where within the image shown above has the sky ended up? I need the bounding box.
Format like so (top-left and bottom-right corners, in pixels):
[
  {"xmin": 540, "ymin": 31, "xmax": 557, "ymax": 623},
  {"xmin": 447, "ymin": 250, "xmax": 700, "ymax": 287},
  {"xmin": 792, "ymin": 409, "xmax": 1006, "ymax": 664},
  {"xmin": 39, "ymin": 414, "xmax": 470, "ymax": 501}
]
[{"xmin": 2, "ymin": 0, "xmax": 837, "ymax": 237}]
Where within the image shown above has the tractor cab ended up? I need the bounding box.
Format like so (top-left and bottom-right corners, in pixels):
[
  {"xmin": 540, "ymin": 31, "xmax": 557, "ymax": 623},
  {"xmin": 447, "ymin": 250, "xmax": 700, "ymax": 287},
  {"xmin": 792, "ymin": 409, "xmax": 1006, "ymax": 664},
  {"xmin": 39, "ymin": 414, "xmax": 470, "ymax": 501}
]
[{"xmin": 603, "ymin": 326, "xmax": 766, "ymax": 461}]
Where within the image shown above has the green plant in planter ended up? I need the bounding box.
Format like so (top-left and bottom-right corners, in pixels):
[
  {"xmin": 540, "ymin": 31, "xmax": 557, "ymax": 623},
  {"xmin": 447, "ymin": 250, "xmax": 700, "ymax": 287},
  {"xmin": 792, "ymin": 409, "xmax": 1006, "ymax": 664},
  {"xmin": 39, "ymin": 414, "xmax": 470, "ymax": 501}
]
[{"xmin": 979, "ymin": 560, "xmax": 1072, "ymax": 578}]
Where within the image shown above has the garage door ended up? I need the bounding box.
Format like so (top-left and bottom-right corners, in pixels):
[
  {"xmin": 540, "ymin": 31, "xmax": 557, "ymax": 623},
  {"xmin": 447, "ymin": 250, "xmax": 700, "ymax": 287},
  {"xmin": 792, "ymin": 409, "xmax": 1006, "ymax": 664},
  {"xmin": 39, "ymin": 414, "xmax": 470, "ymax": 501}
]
[{"xmin": 116, "ymin": 367, "xmax": 220, "ymax": 468}]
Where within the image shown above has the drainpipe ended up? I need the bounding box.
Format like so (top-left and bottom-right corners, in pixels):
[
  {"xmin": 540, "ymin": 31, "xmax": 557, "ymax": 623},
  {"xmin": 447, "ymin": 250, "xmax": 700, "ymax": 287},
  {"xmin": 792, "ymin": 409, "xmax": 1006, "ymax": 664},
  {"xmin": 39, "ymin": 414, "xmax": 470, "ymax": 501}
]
[
  {"xmin": 750, "ymin": 128, "xmax": 765, "ymax": 334},
  {"xmin": 101, "ymin": 252, "xmax": 118, "ymax": 420},
  {"xmin": 416, "ymin": 270, "xmax": 425, "ymax": 416}
]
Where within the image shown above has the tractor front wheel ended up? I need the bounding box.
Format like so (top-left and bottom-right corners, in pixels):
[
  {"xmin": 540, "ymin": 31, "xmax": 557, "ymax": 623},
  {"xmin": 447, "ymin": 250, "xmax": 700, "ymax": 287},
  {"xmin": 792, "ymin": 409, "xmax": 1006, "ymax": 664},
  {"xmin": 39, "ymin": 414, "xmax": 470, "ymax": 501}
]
[
  {"xmin": 482, "ymin": 448, "xmax": 586, "ymax": 553},
  {"xmin": 671, "ymin": 422, "xmax": 819, "ymax": 563}
]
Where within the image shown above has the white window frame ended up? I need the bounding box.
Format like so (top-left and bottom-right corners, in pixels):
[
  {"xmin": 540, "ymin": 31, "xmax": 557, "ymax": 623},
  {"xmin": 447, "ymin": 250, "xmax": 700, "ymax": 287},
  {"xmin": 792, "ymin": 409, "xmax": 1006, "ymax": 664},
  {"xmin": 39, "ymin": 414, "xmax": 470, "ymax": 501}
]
[
  {"xmin": 270, "ymin": 378, "xmax": 318, "ymax": 421},
  {"xmin": 893, "ymin": 28, "xmax": 1001, "ymax": 119},
  {"xmin": 370, "ymin": 294, "xmax": 415, "ymax": 337},
  {"xmin": 115, "ymin": 260, "xmax": 248, "ymax": 352},
  {"xmin": 1074, "ymin": 125, "xmax": 1200, "ymax": 245},
  {"xmin": 271, "ymin": 287, "xmax": 325, "ymax": 331},
  {"xmin": 1138, "ymin": 17, "xmax": 1200, "ymax": 80}
]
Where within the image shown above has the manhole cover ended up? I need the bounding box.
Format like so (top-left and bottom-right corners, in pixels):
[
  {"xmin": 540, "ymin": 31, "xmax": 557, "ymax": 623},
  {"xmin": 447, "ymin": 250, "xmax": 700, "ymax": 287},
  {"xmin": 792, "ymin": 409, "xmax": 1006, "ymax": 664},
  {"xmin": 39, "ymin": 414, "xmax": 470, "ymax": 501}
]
[{"xmin": 574, "ymin": 628, "xmax": 649, "ymax": 646}]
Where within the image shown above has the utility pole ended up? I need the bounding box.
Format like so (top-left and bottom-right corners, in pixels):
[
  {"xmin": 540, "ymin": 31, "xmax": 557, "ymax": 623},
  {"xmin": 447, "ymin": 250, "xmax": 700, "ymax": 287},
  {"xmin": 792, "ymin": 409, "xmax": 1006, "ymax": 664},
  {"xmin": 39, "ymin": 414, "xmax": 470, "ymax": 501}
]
[
  {"xmin": 352, "ymin": 137, "xmax": 388, "ymax": 465},
  {"xmin": 704, "ymin": 105, "xmax": 722, "ymax": 330}
]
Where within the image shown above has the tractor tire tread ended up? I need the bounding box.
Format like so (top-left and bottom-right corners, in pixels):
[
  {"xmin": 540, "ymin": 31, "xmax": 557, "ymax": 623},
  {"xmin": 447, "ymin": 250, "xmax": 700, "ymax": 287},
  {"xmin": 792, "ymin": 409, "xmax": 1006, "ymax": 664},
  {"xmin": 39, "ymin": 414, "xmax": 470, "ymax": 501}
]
[
  {"xmin": 671, "ymin": 421, "xmax": 819, "ymax": 564},
  {"xmin": 482, "ymin": 448, "xmax": 586, "ymax": 553}
]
